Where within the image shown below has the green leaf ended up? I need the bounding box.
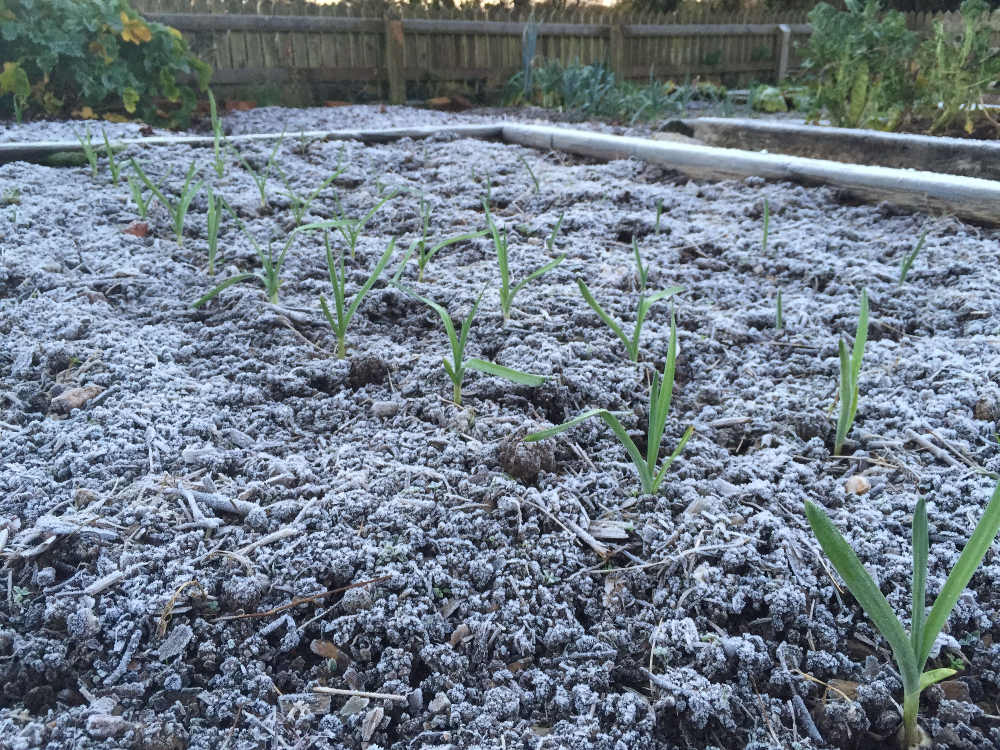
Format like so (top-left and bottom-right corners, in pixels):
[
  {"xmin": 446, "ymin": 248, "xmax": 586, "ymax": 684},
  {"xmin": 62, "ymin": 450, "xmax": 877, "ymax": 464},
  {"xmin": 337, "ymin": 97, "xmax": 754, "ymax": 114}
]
[
  {"xmin": 918, "ymin": 479, "xmax": 1000, "ymax": 668},
  {"xmin": 511, "ymin": 254, "xmax": 565, "ymax": 299},
  {"xmin": 577, "ymin": 279, "xmax": 630, "ymax": 356},
  {"xmin": 647, "ymin": 311, "xmax": 679, "ymax": 468},
  {"xmin": 192, "ymin": 272, "xmax": 259, "ymax": 308},
  {"xmin": 651, "ymin": 424, "xmax": 694, "ymax": 492},
  {"xmin": 344, "ymin": 238, "xmax": 396, "ymax": 323},
  {"xmin": 911, "ymin": 496, "xmax": 928, "ymax": 655},
  {"xmin": 804, "ymin": 500, "xmax": 919, "ymax": 690},
  {"xmin": 465, "ymin": 358, "xmax": 546, "ymax": 386},
  {"xmin": 919, "ymin": 668, "xmax": 957, "ymax": 692}
]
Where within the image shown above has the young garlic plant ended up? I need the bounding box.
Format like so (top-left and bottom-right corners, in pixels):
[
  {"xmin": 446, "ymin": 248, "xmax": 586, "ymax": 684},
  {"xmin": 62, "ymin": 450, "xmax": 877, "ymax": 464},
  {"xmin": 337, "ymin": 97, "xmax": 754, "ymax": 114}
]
[
  {"xmin": 101, "ymin": 129, "xmax": 122, "ymax": 185},
  {"xmin": 76, "ymin": 127, "xmax": 98, "ymax": 178},
  {"xmin": 577, "ymin": 265, "xmax": 683, "ymax": 362},
  {"xmin": 389, "ymin": 197, "xmax": 488, "ymax": 282},
  {"xmin": 205, "ymin": 190, "xmax": 220, "ymax": 276},
  {"xmin": 316, "ymin": 229, "xmax": 395, "ymax": 359},
  {"xmin": 526, "ymin": 312, "xmax": 693, "ymax": 494},
  {"xmin": 278, "ymin": 162, "xmax": 345, "ymax": 227},
  {"xmin": 834, "ymin": 289, "xmax": 869, "ymax": 455},
  {"xmin": 806, "ymin": 479, "xmax": 1000, "ymax": 750},
  {"xmin": 233, "ymin": 132, "xmax": 285, "ymax": 210},
  {"xmin": 899, "ymin": 231, "xmax": 927, "ymax": 287},
  {"xmin": 193, "ymin": 200, "xmax": 295, "ymax": 307},
  {"xmin": 484, "ymin": 200, "xmax": 565, "ymax": 324},
  {"xmin": 207, "ymin": 89, "xmax": 225, "ymax": 178},
  {"xmin": 330, "ymin": 190, "xmax": 398, "ymax": 259},
  {"xmin": 129, "ymin": 159, "xmax": 203, "ymax": 246},
  {"xmin": 403, "ymin": 288, "xmax": 546, "ymax": 405}
]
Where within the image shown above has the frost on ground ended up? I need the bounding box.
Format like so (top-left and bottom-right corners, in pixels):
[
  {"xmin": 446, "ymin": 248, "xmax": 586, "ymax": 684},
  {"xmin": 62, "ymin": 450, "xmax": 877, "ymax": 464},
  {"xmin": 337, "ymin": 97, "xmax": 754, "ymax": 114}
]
[{"xmin": 1, "ymin": 106, "xmax": 999, "ymax": 749}]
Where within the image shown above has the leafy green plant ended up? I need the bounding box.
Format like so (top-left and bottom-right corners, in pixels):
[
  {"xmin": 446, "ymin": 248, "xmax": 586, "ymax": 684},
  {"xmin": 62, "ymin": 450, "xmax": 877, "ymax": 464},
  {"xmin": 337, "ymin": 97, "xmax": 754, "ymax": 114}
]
[
  {"xmin": 101, "ymin": 129, "xmax": 121, "ymax": 185},
  {"xmin": 915, "ymin": 0, "xmax": 1000, "ymax": 135},
  {"xmin": 484, "ymin": 200, "xmax": 565, "ymax": 324},
  {"xmin": 834, "ymin": 289, "xmax": 869, "ymax": 455},
  {"xmin": 127, "ymin": 172, "xmax": 150, "ymax": 219},
  {"xmin": 404, "ymin": 288, "xmax": 546, "ymax": 405},
  {"xmin": 193, "ymin": 202, "xmax": 294, "ymax": 307},
  {"xmin": 234, "ymin": 133, "xmax": 284, "ymax": 211},
  {"xmin": 899, "ymin": 231, "xmax": 926, "ymax": 286},
  {"xmin": 526, "ymin": 312, "xmax": 693, "ymax": 494},
  {"xmin": 207, "ymin": 89, "xmax": 225, "ymax": 178},
  {"xmin": 205, "ymin": 189, "xmax": 220, "ymax": 275},
  {"xmin": 316, "ymin": 230, "xmax": 395, "ymax": 359},
  {"xmin": 577, "ymin": 275, "xmax": 683, "ymax": 363},
  {"xmin": 77, "ymin": 128, "xmax": 98, "ymax": 178},
  {"xmin": 803, "ymin": 0, "xmax": 917, "ymax": 130},
  {"xmin": 0, "ymin": 0, "xmax": 210, "ymax": 126},
  {"xmin": 129, "ymin": 158, "xmax": 202, "ymax": 246},
  {"xmin": 805, "ymin": 478, "xmax": 1000, "ymax": 749}
]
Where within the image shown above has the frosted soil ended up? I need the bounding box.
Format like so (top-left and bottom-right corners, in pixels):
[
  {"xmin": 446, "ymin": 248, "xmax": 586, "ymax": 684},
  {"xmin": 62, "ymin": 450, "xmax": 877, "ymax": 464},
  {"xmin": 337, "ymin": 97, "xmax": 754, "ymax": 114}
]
[{"xmin": 1, "ymin": 105, "xmax": 1000, "ymax": 749}]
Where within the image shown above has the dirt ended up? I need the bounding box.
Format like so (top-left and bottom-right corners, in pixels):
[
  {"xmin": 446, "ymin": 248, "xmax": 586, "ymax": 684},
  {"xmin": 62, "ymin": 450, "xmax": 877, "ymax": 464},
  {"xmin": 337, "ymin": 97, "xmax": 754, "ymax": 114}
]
[{"xmin": 1, "ymin": 104, "xmax": 999, "ymax": 750}]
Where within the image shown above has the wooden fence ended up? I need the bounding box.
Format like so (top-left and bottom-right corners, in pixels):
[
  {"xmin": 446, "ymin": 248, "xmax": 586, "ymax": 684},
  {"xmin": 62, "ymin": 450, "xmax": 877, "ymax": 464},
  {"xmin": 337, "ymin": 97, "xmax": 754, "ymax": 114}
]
[{"xmin": 132, "ymin": 1, "xmax": 997, "ymax": 103}]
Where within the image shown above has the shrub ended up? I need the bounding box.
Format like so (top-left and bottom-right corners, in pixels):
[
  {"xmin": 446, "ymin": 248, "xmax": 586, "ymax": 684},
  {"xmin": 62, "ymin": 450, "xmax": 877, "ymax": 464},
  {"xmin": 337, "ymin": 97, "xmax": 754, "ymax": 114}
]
[
  {"xmin": 0, "ymin": 0, "xmax": 210, "ymax": 126},
  {"xmin": 803, "ymin": 0, "xmax": 917, "ymax": 130}
]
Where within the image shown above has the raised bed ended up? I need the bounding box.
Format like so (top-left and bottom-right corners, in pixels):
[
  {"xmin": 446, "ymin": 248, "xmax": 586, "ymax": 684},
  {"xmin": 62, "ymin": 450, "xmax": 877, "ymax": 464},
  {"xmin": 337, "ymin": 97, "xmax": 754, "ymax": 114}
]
[
  {"xmin": 684, "ymin": 117, "xmax": 1000, "ymax": 183},
  {"xmin": 1, "ymin": 106, "xmax": 999, "ymax": 749}
]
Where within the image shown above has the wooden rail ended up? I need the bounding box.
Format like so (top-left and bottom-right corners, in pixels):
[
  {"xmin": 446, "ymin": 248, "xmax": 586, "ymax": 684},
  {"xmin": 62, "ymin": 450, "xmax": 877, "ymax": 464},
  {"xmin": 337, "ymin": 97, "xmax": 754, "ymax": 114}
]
[{"xmin": 142, "ymin": 11, "xmax": 815, "ymax": 103}]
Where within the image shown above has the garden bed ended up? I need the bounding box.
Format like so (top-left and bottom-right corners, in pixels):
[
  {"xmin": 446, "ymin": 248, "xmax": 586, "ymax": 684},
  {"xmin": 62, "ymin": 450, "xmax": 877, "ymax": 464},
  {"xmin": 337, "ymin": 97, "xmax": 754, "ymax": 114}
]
[
  {"xmin": 1, "ymin": 105, "xmax": 999, "ymax": 750},
  {"xmin": 683, "ymin": 117, "xmax": 1000, "ymax": 183}
]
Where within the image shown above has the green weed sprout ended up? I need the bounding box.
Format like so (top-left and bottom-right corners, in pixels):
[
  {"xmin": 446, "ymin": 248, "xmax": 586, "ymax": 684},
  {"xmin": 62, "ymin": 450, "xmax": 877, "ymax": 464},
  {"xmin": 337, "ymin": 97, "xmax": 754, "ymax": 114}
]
[
  {"xmin": 205, "ymin": 190, "xmax": 220, "ymax": 275},
  {"xmin": 405, "ymin": 288, "xmax": 546, "ymax": 405},
  {"xmin": 577, "ymin": 276, "xmax": 683, "ymax": 362},
  {"xmin": 316, "ymin": 230, "xmax": 395, "ymax": 359},
  {"xmin": 655, "ymin": 198, "xmax": 664, "ymax": 234},
  {"xmin": 805, "ymin": 479, "xmax": 1000, "ymax": 750},
  {"xmin": 208, "ymin": 90, "xmax": 225, "ymax": 178},
  {"xmin": 193, "ymin": 201, "xmax": 294, "ymax": 307},
  {"xmin": 279, "ymin": 164, "xmax": 345, "ymax": 227},
  {"xmin": 899, "ymin": 231, "xmax": 926, "ymax": 286},
  {"xmin": 775, "ymin": 289, "xmax": 784, "ymax": 331},
  {"xmin": 127, "ymin": 173, "xmax": 151, "ymax": 219},
  {"xmin": 76, "ymin": 127, "xmax": 98, "ymax": 178},
  {"xmin": 484, "ymin": 200, "xmax": 565, "ymax": 323},
  {"xmin": 129, "ymin": 159, "xmax": 203, "ymax": 246},
  {"xmin": 834, "ymin": 289, "xmax": 869, "ymax": 455},
  {"xmin": 234, "ymin": 132, "xmax": 285, "ymax": 210},
  {"xmin": 331, "ymin": 191, "xmax": 398, "ymax": 259},
  {"xmin": 761, "ymin": 198, "xmax": 770, "ymax": 254},
  {"xmin": 519, "ymin": 155, "xmax": 540, "ymax": 193},
  {"xmin": 101, "ymin": 130, "xmax": 121, "ymax": 185},
  {"xmin": 526, "ymin": 313, "xmax": 693, "ymax": 494}
]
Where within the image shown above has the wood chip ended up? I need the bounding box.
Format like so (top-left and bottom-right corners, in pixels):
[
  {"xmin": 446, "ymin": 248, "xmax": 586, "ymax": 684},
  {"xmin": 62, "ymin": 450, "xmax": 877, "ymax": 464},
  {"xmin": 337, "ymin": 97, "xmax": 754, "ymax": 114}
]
[{"xmin": 50, "ymin": 385, "xmax": 103, "ymax": 415}]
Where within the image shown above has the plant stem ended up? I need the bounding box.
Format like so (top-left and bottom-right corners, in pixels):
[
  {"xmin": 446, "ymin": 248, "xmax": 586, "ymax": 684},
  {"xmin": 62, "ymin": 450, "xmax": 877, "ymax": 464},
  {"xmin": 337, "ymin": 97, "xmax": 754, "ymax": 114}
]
[
  {"xmin": 336, "ymin": 337, "xmax": 346, "ymax": 359},
  {"xmin": 453, "ymin": 381, "xmax": 462, "ymax": 405},
  {"xmin": 902, "ymin": 689, "xmax": 919, "ymax": 749}
]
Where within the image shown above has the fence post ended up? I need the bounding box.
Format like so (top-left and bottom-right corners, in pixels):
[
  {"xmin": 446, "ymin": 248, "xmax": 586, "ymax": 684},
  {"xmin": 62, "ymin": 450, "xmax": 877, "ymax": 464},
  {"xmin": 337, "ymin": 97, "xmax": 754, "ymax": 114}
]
[
  {"xmin": 776, "ymin": 23, "xmax": 791, "ymax": 82},
  {"xmin": 608, "ymin": 23, "xmax": 626, "ymax": 80},
  {"xmin": 384, "ymin": 14, "xmax": 405, "ymax": 105}
]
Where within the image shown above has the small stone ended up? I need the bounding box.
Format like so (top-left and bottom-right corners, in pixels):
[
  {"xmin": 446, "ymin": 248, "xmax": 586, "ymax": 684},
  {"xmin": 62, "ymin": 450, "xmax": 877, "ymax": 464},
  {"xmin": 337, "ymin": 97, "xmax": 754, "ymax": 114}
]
[
  {"xmin": 123, "ymin": 221, "xmax": 149, "ymax": 237},
  {"xmin": 428, "ymin": 692, "xmax": 450, "ymax": 714},
  {"xmin": 498, "ymin": 433, "xmax": 554, "ymax": 484},
  {"xmin": 157, "ymin": 624, "xmax": 193, "ymax": 661},
  {"xmin": 339, "ymin": 695, "xmax": 369, "ymax": 716},
  {"xmin": 844, "ymin": 475, "xmax": 871, "ymax": 495},
  {"xmin": 974, "ymin": 398, "xmax": 998, "ymax": 422},
  {"xmin": 371, "ymin": 400, "xmax": 400, "ymax": 418},
  {"xmin": 362, "ymin": 706, "xmax": 384, "ymax": 742},
  {"xmin": 49, "ymin": 385, "xmax": 103, "ymax": 414},
  {"xmin": 86, "ymin": 714, "xmax": 130, "ymax": 739}
]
